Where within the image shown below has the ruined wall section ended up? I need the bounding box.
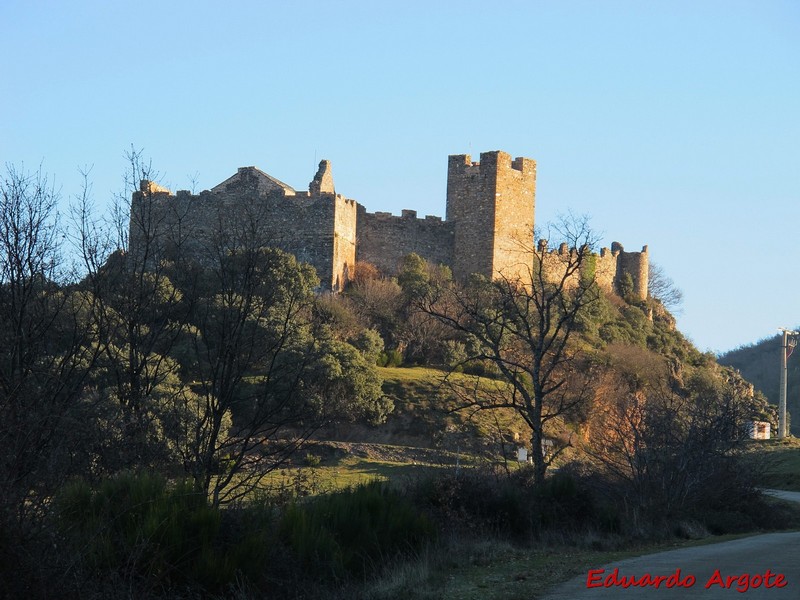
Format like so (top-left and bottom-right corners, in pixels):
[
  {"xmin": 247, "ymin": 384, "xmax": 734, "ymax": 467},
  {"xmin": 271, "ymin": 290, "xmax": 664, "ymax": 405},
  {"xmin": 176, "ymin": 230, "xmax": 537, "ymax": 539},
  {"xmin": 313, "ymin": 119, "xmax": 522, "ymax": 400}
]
[
  {"xmin": 537, "ymin": 241, "xmax": 581, "ymax": 288},
  {"xmin": 594, "ymin": 246, "xmax": 619, "ymax": 293},
  {"xmin": 532, "ymin": 240, "xmax": 649, "ymax": 301},
  {"xmin": 129, "ymin": 183, "xmax": 189, "ymax": 265},
  {"xmin": 356, "ymin": 207, "xmax": 455, "ymax": 275},
  {"xmin": 301, "ymin": 160, "xmax": 358, "ymax": 291},
  {"xmin": 331, "ymin": 194, "xmax": 357, "ymax": 291},
  {"xmin": 310, "ymin": 160, "xmax": 335, "ymax": 196},
  {"xmin": 592, "ymin": 242, "xmax": 650, "ymax": 300}
]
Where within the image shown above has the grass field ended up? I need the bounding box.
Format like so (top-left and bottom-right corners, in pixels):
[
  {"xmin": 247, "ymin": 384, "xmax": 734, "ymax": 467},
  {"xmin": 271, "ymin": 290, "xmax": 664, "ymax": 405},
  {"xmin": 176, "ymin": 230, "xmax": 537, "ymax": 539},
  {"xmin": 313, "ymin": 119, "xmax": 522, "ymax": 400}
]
[
  {"xmin": 748, "ymin": 437, "xmax": 800, "ymax": 491},
  {"xmin": 266, "ymin": 442, "xmax": 464, "ymax": 494}
]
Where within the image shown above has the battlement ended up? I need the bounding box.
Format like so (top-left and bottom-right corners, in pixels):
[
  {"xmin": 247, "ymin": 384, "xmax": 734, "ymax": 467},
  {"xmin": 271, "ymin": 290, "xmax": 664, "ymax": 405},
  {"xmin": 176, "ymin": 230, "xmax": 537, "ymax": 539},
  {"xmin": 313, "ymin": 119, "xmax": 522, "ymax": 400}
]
[
  {"xmin": 447, "ymin": 150, "xmax": 537, "ymax": 180},
  {"xmin": 533, "ymin": 240, "xmax": 648, "ymax": 301},
  {"xmin": 448, "ymin": 154, "xmax": 482, "ymax": 177},
  {"xmin": 361, "ymin": 208, "xmax": 445, "ymax": 223}
]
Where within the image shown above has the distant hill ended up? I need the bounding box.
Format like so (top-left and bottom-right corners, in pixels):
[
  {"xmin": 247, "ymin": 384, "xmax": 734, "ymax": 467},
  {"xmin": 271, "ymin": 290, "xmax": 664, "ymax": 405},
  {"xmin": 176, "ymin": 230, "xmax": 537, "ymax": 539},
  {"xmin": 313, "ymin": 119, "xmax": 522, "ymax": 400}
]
[{"xmin": 719, "ymin": 332, "xmax": 800, "ymax": 435}]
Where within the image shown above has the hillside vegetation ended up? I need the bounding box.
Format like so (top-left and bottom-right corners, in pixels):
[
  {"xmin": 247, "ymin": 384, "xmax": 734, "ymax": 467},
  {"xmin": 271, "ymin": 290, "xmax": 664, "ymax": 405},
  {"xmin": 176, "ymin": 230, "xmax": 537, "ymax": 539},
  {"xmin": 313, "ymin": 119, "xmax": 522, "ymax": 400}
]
[{"xmin": 720, "ymin": 334, "xmax": 800, "ymax": 435}]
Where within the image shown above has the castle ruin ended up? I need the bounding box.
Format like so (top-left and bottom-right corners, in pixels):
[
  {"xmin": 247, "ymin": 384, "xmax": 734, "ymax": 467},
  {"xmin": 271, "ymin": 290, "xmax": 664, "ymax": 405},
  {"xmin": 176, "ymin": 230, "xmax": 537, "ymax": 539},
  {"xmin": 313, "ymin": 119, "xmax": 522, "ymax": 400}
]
[{"xmin": 131, "ymin": 150, "xmax": 648, "ymax": 299}]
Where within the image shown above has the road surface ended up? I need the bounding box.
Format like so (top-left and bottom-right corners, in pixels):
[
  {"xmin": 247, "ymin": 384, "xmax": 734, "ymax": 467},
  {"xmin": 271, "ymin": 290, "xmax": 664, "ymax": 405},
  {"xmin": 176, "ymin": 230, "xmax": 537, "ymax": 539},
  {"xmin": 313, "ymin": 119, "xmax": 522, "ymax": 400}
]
[{"xmin": 542, "ymin": 490, "xmax": 800, "ymax": 599}]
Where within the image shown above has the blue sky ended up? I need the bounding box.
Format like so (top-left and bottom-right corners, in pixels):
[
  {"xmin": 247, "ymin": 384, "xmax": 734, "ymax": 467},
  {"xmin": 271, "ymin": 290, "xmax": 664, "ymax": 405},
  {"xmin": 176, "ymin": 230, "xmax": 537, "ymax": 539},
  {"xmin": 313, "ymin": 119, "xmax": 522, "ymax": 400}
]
[{"xmin": 2, "ymin": 0, "xmax": 798, "ymax": 353}]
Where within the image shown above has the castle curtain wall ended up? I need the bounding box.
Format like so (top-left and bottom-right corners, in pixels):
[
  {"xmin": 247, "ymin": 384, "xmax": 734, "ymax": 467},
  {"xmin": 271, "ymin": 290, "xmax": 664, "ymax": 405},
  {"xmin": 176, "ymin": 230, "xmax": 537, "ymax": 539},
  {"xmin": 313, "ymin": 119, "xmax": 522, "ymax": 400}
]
[{"xmin": 355, "ymin": 207, "xmax": 455, "ymax": 274}]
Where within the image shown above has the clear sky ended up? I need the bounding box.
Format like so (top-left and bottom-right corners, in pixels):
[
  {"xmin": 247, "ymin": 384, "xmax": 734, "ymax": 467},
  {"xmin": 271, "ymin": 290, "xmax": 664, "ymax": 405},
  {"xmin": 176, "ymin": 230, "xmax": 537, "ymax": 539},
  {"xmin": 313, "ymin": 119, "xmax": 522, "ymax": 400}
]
[{"xmin": 2, "ymin": 0, "xmax": 798, "ymax": 353}]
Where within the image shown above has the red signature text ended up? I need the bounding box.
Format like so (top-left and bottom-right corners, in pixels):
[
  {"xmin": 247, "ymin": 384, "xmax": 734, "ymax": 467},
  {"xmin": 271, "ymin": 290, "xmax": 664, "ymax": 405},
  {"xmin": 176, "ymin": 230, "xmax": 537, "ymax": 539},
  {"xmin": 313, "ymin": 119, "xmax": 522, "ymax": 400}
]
[
  {"xmin": 704, "ymin": 569, "xmax": 787, "ymax": 592},
  {"xmin": 586, "ymin": 568, "xmax": 788, "ymax": 592},
  {"xmin": 586, "ymin": 568, "xmax": 695, "ymax": 589}
]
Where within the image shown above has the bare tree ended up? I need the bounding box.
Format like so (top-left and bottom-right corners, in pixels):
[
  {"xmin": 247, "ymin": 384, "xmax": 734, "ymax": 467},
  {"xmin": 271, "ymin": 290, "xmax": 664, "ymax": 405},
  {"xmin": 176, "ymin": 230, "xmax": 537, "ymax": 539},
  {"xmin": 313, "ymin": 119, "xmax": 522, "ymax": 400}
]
[
  {"xmin": 586, "ymin": 353, "xmax": 757, "ymax": 522},
  {"xmin": 648, "ymin": 261, "xmax": 684, "ymax": 313},
  {"xmin": 421, "ymin": 216, "xmax": 601, "ymax": 484},
  {"xmin": 76, "ymin": 148, "xmax": 193, "ymax": 470},
  {"xmin": 347, "ymin": 275, "xmax": 404, "ymax": 347},
  {"xmin": 0, "ymin": 165, "xmax": 101, "ymax": 534}
]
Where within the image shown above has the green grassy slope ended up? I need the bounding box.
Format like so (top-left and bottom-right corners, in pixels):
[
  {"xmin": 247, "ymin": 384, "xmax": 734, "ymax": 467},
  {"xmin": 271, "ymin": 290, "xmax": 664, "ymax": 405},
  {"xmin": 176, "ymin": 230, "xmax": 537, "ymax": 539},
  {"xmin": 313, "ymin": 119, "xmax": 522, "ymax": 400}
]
[
  {"xmin": 748, "ymin": 438, "xmax": 800, "ymax": 491},
  {"xmin": 321, "ymin": 366, "xmax": 529, "ymax": 456}
]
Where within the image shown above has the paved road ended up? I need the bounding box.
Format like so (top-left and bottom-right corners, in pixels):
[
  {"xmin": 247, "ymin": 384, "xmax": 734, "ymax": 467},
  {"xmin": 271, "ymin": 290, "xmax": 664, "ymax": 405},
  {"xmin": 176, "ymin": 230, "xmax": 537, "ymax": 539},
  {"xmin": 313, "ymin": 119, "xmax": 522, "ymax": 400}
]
[
  {"xmin": 542, "ymin": 490, "xmax": 800, "ymax": 599},
  {"xmin": 762, "ymin": 489, "xmax": 800, "ymax": 504}
]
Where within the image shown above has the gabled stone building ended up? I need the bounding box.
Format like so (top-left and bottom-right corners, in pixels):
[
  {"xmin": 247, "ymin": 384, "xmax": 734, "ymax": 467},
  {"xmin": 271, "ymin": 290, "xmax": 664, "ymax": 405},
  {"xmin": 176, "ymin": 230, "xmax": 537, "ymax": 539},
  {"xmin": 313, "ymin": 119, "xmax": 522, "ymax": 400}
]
[{"xmin": 131, "ymin": 150, "xmax": 648, "ymax": 299}]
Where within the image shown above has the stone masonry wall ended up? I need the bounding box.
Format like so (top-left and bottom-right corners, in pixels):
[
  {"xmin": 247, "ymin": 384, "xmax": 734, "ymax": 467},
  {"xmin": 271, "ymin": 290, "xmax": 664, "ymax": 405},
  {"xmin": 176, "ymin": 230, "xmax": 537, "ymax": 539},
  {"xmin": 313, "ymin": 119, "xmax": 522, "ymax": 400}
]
[
  {"xmin": 490, "ymin": 153, "xmax": 536, "ymax": 282},
  {"xmin": 533, "ymin": 241, "xmax": 648, "ymax": 301},
  {"xmin": 614, "ymin": 242, "xmax": 649, "ymax": 301},
  {"xmin": 537, "ymin": 241, "xmax": 581, "ymax": 288},
  {"xmin": 332, "ymin": 194, "xmax": 358, "ymax": 291},
  {"xmin": 130, "ymin": 171, "xmax": 350, "ymax": 291},
  {"xmin": 356, "ymin": 207, "xmax": 455, "ymax": 274},
  {"xmin": 594, "ymin": 246, "xmax": 618, "ymax": 293}
]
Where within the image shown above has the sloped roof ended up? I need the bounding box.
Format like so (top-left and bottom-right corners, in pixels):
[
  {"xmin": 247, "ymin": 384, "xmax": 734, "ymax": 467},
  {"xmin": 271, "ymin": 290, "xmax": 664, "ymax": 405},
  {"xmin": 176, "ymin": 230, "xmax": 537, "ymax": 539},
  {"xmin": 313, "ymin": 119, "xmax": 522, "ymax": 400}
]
[{"xmin": 210, "ymin": 166, "xmax": 296, "ymax": 195}]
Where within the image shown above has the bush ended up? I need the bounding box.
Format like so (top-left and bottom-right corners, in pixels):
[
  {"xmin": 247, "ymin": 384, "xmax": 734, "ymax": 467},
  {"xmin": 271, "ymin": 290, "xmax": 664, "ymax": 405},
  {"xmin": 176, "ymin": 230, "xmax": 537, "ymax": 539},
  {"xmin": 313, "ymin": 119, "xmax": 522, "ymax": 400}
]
[
  {"xmin": 279, "ymin": 481, "xmax": 434, "ymax": 580},
  {"xmin": 442, "ymin": 340, "xmax": 467, "ymax": 370},
  {"xmin": 532, "ymin": 470, "xmax": 597, "ymax": 528},
  {"xmin": 350, "ymin": 328, "xmax": 385, "ymax": 364},
  {"xmin": 414, "ymin": 468, "xmax": 602, "ymax": 540},
  {"xmin": 377, "ymin": 349, "xmax": 404, "ymax": 367},
  {"xmin": 55, "ymin": 472, "xmax": 276, "ymax": 591}
]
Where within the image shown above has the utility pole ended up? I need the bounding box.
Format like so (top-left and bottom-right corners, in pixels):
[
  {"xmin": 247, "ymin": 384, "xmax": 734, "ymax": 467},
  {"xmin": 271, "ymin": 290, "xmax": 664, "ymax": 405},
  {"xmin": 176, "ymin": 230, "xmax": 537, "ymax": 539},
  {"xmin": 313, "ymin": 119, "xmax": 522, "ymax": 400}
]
[{"xmin": 778, "ymin": 328, "xmax": 798, "ymax": 439}]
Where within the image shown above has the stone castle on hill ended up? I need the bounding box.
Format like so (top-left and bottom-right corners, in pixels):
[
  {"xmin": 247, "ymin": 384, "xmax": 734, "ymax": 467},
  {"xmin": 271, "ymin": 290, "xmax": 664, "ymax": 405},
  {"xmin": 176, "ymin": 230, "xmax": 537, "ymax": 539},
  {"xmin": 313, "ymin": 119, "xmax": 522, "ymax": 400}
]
[{"xmin": 131, "ymin": 150, "xmax": 649, "ymax": 299}]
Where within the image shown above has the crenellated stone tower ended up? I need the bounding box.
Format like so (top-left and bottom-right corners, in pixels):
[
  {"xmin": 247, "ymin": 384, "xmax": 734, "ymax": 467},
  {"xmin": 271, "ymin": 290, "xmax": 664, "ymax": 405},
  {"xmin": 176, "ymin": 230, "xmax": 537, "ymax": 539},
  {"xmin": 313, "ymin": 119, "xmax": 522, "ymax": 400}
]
[{"xmin": 446, "ymin": 151, "xmax": 536, "ymax": 282}]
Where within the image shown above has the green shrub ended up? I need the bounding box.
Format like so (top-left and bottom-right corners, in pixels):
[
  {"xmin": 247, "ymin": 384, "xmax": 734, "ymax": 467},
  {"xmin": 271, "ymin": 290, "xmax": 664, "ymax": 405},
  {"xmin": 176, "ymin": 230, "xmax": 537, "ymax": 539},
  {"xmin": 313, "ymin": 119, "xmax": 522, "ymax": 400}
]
[
  {"xmin": 414, "ymin": 470, "xmax": 531, "ymax": 537},
  {"xmin": 697, "ymin": 509, "xmax": 756, "ymax": 535},
  {"xmin": 462, "ymin": 359, "xmax": 501, "ymax": 378},
  {"xmin": 350, "ymin": 328, "xmax": 385, "ymax": 364},
  {"xmin": 378, "ymin": 349, "xmax": 404, "ymax": 367},
  {"xmin": 532, "ymin": 470, "xmax": 596, "ymax": 528},
  {"xmin": 442, "ymin": 340, "xmax": 467, "ymax": 370},
  {"xmin": 58, "ymin": 473, "xmax": 216, "ymax": 578},
  {"xmin": 279, "ymin": 481, "xmax": 434, "ymax": 580},
  {"xmin": 617, "ymin": 272, "xmax": 635, "ymax": 301},
  {"xmin": 55, "ymin": 473, "xmax": 276, "ymax": 591},
  {"xmin": 414, "ymin": 468, "xmax": 603, "ymax": 539}
]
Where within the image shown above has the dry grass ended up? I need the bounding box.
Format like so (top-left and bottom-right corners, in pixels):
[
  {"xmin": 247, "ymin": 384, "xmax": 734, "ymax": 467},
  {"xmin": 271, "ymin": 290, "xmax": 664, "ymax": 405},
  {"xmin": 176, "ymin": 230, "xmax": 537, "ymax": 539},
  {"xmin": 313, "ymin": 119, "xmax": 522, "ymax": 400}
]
[{"xmin": 356, "ymin": 532, "xmax": 757, "ymax": 600}]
